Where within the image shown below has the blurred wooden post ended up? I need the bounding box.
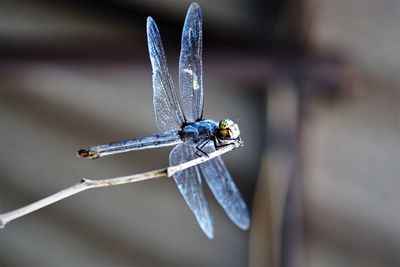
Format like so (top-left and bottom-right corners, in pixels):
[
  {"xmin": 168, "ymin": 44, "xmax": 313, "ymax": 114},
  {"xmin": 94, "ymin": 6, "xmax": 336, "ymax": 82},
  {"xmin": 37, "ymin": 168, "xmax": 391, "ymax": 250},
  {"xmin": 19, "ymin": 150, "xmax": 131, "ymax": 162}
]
[{"xmin": 250, "ymin": 80, "xmax": 305, "ymax": 267}]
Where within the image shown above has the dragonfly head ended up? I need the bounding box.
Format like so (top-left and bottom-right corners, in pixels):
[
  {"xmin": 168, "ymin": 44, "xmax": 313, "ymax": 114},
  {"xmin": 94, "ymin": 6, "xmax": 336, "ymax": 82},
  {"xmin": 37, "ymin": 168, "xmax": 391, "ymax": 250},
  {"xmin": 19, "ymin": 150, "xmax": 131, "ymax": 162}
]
[{"xmin": 216, "ymin": 119, "xmax": 240, "ymax": 144}]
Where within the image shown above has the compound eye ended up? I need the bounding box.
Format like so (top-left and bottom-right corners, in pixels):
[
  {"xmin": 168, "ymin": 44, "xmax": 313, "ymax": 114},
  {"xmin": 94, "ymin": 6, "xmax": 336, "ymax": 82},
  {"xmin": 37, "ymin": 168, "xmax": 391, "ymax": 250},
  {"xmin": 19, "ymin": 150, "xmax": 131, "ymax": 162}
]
[{"xmin": 219, "ymin": 119, "xmax": 234, "ymax": 130}]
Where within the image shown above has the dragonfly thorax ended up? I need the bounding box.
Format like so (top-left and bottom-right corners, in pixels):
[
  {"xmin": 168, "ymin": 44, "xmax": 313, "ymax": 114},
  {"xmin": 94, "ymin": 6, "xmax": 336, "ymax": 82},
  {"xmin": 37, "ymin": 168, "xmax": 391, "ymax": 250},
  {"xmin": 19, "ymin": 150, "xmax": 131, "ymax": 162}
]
[{"xmin": 180, "ymin": 120, "xmax": 218, "ymax": 142}]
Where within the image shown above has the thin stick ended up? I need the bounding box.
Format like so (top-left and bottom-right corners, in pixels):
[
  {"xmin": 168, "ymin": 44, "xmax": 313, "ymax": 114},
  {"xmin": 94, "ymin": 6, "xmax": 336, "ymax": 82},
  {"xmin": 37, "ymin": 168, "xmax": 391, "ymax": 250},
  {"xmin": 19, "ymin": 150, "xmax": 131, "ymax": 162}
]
[{"xmin": 0, "ymin": 140, "xmax": 242, "ymax": 228}]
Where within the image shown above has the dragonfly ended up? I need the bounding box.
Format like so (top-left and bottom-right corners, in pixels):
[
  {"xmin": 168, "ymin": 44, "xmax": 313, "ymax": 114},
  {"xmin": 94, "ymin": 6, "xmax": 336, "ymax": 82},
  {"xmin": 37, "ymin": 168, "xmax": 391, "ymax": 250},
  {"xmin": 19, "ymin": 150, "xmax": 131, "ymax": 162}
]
[{"xmin": 78, "ymin": 2, "xmax": 250, "ymax": 239}]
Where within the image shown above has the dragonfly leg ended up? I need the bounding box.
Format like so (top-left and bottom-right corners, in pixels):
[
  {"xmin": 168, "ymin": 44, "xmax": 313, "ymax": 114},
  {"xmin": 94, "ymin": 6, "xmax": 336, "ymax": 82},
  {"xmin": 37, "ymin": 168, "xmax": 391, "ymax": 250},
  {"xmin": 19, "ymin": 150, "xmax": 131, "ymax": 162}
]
[
  {"xmin": 213, "ymin": 138, "xmax": 220, "ymax": 150},
  {"xmin": 195, "ymin": 138, "xmax": 211, "ymax": 157}
]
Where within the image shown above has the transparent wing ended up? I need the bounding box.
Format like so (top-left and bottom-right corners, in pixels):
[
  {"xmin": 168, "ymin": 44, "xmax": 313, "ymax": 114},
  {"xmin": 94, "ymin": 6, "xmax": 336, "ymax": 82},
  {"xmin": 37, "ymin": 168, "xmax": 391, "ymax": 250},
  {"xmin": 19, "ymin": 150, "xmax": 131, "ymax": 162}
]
[
  {"xmin": 179, "ymin": 3, "xmax": 204, "ymax": 122},
  {"xmin": 169, "ymin": 144, "xmax": 214, "ymax": 238},
  {"xmin": 199, "ymin": 145, "xmax": 250, "ymax": 230},
  {"xmin": 147, "ymin": 17, "xmax": 186, "ymax": 132}
]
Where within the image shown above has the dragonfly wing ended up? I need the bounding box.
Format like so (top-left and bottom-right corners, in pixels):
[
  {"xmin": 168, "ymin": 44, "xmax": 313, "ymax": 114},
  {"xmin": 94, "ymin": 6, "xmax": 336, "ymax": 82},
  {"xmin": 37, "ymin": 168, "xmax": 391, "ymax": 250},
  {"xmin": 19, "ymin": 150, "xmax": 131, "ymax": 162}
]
[
  {"xmin": 199, "ymin": 146, "xmax": 250, "ymax": 230},
  {"xmin": 179, "ymin": 3, "xmax": 204, "ymax": 122},
  {"xmin": 169, "ymin": 144, "xmax": 214, "ymax": 238},
  {"xmin": 147, "ymin": 17, "xmax": 186, "ymax": 132}
]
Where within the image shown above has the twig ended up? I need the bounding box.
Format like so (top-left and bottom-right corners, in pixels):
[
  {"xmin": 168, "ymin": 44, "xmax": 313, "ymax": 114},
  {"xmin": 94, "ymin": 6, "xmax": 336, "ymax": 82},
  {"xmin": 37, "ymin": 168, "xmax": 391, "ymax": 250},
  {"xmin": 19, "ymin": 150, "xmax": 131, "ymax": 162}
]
[{"xmin": 0, "ymin": 140, "xmax": 243, "ymax": 228}]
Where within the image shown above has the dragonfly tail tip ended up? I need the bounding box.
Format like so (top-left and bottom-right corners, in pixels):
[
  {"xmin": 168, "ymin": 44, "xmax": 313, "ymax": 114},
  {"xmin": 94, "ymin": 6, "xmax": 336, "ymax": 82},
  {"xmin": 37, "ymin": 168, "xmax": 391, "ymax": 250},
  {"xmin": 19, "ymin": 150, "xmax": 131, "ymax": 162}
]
[{"xmin": 77, "ymin": 149, "xmax": 100, "ymax": 159}]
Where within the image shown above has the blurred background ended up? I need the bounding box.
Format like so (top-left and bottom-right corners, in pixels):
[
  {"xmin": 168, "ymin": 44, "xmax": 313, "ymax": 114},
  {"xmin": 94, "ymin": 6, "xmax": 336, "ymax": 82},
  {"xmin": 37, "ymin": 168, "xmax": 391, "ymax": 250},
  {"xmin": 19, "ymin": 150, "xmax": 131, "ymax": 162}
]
[{"xmin": 0, "ymin": 0, "xmax": 398, "ymax": 266}]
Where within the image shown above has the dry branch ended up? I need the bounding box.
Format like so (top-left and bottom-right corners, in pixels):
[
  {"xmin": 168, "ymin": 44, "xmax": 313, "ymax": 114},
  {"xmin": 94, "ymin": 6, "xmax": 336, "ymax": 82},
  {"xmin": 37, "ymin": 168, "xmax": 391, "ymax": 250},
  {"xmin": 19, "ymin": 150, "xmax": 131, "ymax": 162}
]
[{"xmin": 0, "ymin": 140, "xmax": 242, "ymax": 228}]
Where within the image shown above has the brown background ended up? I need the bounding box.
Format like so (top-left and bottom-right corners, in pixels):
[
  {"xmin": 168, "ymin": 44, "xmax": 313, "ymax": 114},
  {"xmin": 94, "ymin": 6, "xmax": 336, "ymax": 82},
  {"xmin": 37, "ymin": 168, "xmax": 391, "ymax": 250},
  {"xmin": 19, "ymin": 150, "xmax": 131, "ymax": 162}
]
[{"xmin": 0, "ymin": 0, "xmax": 398, "ymax": 266}]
